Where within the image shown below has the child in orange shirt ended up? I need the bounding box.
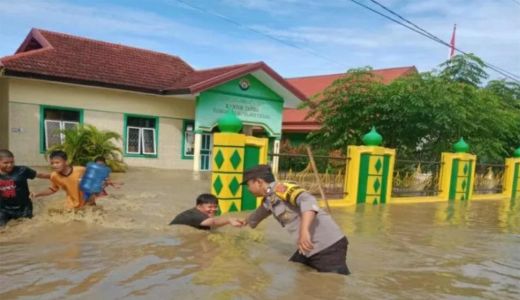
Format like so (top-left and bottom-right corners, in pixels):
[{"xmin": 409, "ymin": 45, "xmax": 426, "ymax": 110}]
[{"xmin": 33, "ymin": 150, "xmax": 93, "ymax": 209}]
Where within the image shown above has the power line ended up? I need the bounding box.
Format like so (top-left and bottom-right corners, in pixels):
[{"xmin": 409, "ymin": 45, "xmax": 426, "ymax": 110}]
[
  {"xmin": 173, "ymin": 0, "xmax": 345, "ymax": 68},
  {"xmin": 366, "ymin": 0, "xmax": 520, "ymax": 81},
  {"xmin": 351, "ymin": 0, "xmax": 520, "ymax": 83},
  {"xmin": 173, "ymin": 0, "xmax": 519, "ymax": 82},
  {"xmin": 366, "ymin": 0, "xmax": 520, "ymax": 82},
  {"xmin": 511, "ymin": 0, "xmax": 520, "ymax": 7}
]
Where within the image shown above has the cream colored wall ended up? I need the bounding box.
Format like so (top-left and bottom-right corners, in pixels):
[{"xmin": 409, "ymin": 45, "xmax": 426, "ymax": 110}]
[
  {"xmin": 8, "ymin": 102, "xmax": 41, "ymax": 165},
  {"xmin": 7, "ymin": 77, "xmax": 196, "ymax": 169},
  {"xmin": 9, "ymin": 78, "xmax": 195, "ymax": 118},
  {"xmin": 86, "ymin": 110, "xmax": 192, "ymax": 169},
  {"xmin": 0, "ymin": 78, "xmax": 8, "ymax": 149},
  {"xmin": 124, "ymin": 117, "xmax": 193, "ymax": 169}
]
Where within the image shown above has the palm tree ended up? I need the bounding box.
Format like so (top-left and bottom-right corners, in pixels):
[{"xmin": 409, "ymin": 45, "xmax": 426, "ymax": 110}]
[{"xmin": 47, "ymin": 124, "xmax": 127, "ymax": 172}]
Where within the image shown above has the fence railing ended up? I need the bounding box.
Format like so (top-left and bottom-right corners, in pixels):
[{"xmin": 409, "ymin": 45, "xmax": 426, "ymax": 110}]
[
  {"xmin": 474, "ymin": 163, "xmax": 505, "ymax": 194},
  {"xmin": 268, "ymin": 152, "xmax": 347, "ymax": 198},
  {"xmin": 267, "ymin": 153, "xmax": 508, "ymax": 199},
  {"xmin": 392, "ymin": 159, "xmax": 441, "ymax": 197}
]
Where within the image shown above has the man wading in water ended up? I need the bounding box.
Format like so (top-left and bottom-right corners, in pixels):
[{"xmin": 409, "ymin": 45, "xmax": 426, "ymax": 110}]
[{"xmin": 236, "ymin": 164, "xmax": 351, "ymax": 275}]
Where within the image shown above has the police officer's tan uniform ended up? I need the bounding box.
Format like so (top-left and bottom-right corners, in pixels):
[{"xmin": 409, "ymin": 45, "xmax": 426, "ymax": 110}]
[{"xmin": 246, "ymin": 181, "xmax": 350, "ymax": 274}]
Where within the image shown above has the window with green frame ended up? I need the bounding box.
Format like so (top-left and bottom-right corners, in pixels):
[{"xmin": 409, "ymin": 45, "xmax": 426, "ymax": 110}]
[
  {"xmin": 40, "ymin": 105, "xmax": 83, "ymax": 152},
  {"xmin": 124, "ymin": 115, "xmax": 158, "ymax": 157},
  {"xmin": 182, "ymin": 120, "xmax": 195, "ymax": 159}
]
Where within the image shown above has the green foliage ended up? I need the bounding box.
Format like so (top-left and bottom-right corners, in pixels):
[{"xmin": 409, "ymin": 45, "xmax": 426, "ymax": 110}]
[
  {"xmin": 47, "ymin": 124, "xmax": 127, "ymax": 172},
  {"xmin": 439, "ymin": 53, "xmax": 488, "ymax": 86},
  {"xmin": 308, "ymin": 55, "xmax": 520, "ymax": 163}
]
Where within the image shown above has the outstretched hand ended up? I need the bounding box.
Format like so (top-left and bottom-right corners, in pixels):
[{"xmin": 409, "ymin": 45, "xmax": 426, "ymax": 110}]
[{"xmin": 229, "ymin": 218, "xmax": 247, "ymax": 227}]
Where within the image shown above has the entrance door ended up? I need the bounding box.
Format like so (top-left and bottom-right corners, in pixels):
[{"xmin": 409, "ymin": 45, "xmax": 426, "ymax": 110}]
[
  {"xmin": 200, "ymin": 133, "xmax": 212, "ymax": 171},
  {"xmin": 242, "ymin": 145, "xmax": 260, "ymax": 210}
]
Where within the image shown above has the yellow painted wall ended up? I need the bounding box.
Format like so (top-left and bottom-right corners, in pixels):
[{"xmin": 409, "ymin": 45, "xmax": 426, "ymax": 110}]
[
  {"xmin": 7, "ymin": 77, "xmax": 196, "ymax": 169},
  {"xmin": 0, "ymin": 78, "xmax": 8, "ymax": 148}
]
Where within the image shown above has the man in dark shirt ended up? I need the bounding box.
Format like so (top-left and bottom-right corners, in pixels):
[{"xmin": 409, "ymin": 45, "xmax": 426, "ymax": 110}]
[
  {"xmin": 169, "ymin": 193, "xmax": 242, "ymax": 230},
  {"xmin": 0, "ymin": 149, "xmax": 50, "ymax": 227}
]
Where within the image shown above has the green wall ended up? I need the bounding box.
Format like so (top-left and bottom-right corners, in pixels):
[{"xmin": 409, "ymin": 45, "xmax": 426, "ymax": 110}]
[{"xmin": 195, "ymin": 75, "xmax": 284, "ymax": 137}]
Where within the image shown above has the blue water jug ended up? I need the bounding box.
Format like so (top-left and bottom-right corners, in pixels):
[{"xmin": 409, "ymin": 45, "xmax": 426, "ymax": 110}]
[{"xmin": 80, "ymin": 162, "xmax": 111, "ymax": 201}]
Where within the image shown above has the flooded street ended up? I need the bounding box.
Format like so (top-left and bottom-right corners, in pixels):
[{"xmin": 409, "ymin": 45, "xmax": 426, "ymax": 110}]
[{"xmin": 1, "ymin": 168, "xmax": 519, "ymax": 299}]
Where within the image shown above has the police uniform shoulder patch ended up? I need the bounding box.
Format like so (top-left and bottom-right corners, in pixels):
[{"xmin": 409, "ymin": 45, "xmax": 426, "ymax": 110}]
[
  {"xmin": 274, "ymin": 183, "xmax": 287, "ymax": 193},
  {"xmin": 274, "ymin": 182, "xmax": 306, "ymax": 206}
]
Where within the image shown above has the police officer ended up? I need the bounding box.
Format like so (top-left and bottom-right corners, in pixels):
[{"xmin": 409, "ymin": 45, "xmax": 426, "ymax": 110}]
[{"xmin": 240, "ymin": 164, "xmax": 350, "ymax": 275}]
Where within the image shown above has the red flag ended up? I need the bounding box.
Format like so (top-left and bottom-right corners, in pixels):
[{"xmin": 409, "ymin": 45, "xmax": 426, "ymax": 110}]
[{"xmin": 449, "ymin": 24, "xmax": 457, "ymax": 59}]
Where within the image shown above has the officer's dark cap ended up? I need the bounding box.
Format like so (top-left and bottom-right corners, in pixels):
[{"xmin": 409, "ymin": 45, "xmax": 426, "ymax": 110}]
[{"xmin": 241, "ymin": 164, "xmax": 275, "ymax": 184}]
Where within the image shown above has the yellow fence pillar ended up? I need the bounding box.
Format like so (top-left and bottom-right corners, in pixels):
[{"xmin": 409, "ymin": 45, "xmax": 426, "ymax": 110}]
[
  {"xmin": 503, "ymin": 148, "xmax": 520, "ymax": 201},
  {"xmin": 438, "ymin": 138, "xmax": 477, "ymax": 201},
  {"xmin": 344, "ymin": 127, "xmax": 396, "ymax": 205},
  {"xmin": 211, "ymin": 132, "xmax": 246, "ymax": 213},
  {"xmin": 210, "ymin": 110, "xmax": 269, "ymax": 213}
]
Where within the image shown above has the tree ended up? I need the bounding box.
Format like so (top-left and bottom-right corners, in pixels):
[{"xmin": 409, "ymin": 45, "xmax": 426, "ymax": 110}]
[
  {"xmin": 47, "ymin": 124, "xmax": 127, "ymax": 172},
  {"xmin": 307, "ymin": 56, "xmax": 520, "ymax": 163},
  {"xmin": 485, "ymin": 79, "xmax": 520, "ymax": 109},
  {"xmin": 439, "ymin": 53, "xmax": 488, "ymax": 86}
]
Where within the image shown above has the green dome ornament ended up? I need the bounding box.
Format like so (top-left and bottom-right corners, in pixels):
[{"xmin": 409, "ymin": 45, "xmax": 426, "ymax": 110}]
[
  {"xmin": 513, "ymin": 147, "xmax": 520, "ymax": 158},
  {"xmin": 453, "ymin": 137, "xmax": 470, "ymax": 153},
  {"xmin": 362, "ymin": 126, "xmax": 383, "ymax": 146},
  {"xmin": 217, "ymin": 109, "xmax": 242, "ymax": 133}
]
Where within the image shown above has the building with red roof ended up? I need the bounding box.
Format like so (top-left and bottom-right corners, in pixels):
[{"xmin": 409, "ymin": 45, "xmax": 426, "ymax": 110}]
[
  {"xmin": 1, "ymin": 28, "xmax": 417, "ymax": 171},
  {"xmin": 281, "ymin": 66, "xmax": 417, "ymax": 144},
  {"xmin": 0, "ymin": 29, "xmax": 306, "ymax": 171}
]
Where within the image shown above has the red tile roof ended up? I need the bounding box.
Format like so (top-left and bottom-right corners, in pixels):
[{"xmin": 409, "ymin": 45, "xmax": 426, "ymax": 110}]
[
  {"xmin": 1, "ymin": 29, "xmax": 194, "ymax": 93},
  {"xmin": 0, "ymin": 28, "xmax": 306, "ymax": 101},
  {"xmin": 166, "ymin": 61, "xmax": 307, "ymax": 101},
  {"xmin": 282, "ymin": 108, "xmax": 320, "ymax": 132},
  {"xmin": 282, "ymin": 66, "xmax": 417, "ymax": 132},
  {"xmin": 286, "ymin": 66, "xmax": 417, "ymax": 98}
]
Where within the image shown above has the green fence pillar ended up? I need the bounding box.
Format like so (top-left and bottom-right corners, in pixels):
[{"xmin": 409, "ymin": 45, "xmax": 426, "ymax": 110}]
[
  {"xmin": 345, "ymin": 127, "xmax": 396, "ymax": 205},
  {"xmin": 439, "ymin": 138, "xmax": 476, "ymax": 201},
  {"xmin": 503, "ymin": 147, "xmax": 520, "ymax": 201}
]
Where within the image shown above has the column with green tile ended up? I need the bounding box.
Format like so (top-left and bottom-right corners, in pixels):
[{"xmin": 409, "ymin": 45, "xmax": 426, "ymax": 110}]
[
  {"xmin": 512, "ymin": 163, "xmax": 520, "ymax": 201},
  {"xmin": 345, "ymin": 127, "xmax": 396, "ymax": 205},
  {"xmin": 504, "ymin": 147, "xmax": 520, "ymax": 202},
  {"xmin": 211, "ymin": 110, "xmax": 245, "ymax": 214},
  {"xmin": 357, "ymin": 153, "xmax": 392, "ymax": 204},
  {"xmin": 439, "ymin": 138, "xmax": 476, "ymax": 201}
]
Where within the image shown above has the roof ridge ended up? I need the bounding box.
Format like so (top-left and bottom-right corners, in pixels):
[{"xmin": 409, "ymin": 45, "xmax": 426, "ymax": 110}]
[
  {"xmin": 287, "ymin": 66, "xmax": 416, "ymax": 80},
  {"xmin": 193, "ymin": 62, "xmax": 259, "ymax": 72},
  {"xmin": 35, "ymin": 28, "xmax": 195, "ymax": 71},
  {"xmin": 168, "ymin": 63, "xmax": 258, "ymax": 91}
]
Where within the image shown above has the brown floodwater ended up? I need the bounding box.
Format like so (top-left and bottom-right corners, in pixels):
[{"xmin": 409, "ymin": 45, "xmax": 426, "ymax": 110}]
[{"xmin": 1, "ymin": 168, "xmax": 519, "ymax": 300}]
